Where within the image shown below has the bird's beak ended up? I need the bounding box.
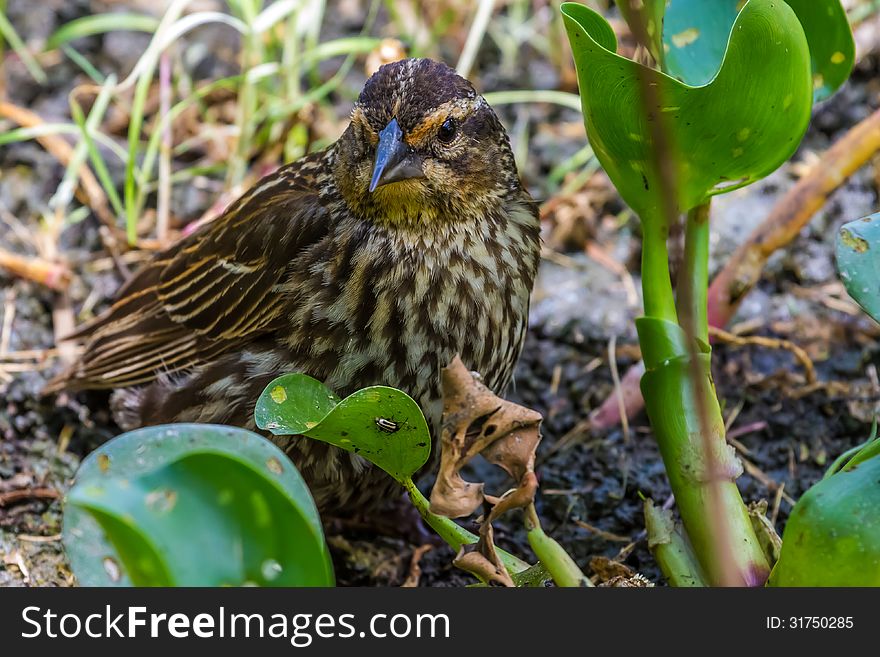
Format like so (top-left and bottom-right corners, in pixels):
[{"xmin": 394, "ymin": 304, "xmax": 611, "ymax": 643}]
[{"xmin": 369, "ymin": 118, "xmax": 425, "ymax": 192}]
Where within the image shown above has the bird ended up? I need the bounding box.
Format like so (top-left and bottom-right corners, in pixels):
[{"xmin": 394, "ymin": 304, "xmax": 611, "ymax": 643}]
[{"xmin": 46, "ymin": 58, "xmax": 541, "ymax": 514}]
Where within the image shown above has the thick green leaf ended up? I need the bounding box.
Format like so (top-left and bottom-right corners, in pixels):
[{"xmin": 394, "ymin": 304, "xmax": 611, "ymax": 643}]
[
  {"xmin": 836, "ymin": 213, "xmax": 880, "ymax": 325},
  {"xmin": 256, "ymin": 374, "xmax": 431, "ymax": 483},
  {"xmin": 617, "ymin": 1, "xmax": 853, "ymax": 102},
  {"xmin": 63, "ymin": 424, "xmax": 333, "ymax": 587},
  {"xmin": 770, "ymin": 442, "xmax": 880, "ymax": 586},
  {"xmin": 256, "ymin": 373, "xmax": 341, "ymax": 435},
  {"xmin": 779, "ymin": 0, "xmax": 854, "ymax": 102},
  {"xmin": 562, "ymin": 0, "xmax": 812, "ymax": 223}
]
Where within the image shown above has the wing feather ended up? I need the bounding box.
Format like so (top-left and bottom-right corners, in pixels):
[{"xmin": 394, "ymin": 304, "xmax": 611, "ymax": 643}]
[{"xmin": 45, "ymin": 157, "xmax": 333, "ymax": 393}]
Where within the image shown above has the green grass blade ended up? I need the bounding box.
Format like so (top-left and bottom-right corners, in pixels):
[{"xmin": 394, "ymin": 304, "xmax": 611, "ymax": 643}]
[
  {"xmin": 61, "ymin": 44, "xmax": 106, "ymax": 83},
  {"xmin": 70, "ymin": 79, "xmax": 125, "ymax": 219},
  {"xmin": 0, "ymin": 10, "xmax": 47, "ymax": 83},
  {"xmin": 50, "ymin": 74, "xmax": 116, "ymax": 215},
  {"xmin": 45, "ymin": 13, "xmax": 159, "ymax": 51}
]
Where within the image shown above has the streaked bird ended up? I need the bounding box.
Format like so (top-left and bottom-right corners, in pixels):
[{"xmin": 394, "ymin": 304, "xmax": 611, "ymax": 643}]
[{"xmin": 46, "ymin": 58, "xmax": 541, "ymax": 513}]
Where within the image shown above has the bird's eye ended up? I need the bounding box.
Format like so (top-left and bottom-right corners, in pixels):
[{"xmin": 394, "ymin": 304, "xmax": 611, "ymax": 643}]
[{"xmin": 437, "ymin": 118, "xmax": 457, "ymax": 143}]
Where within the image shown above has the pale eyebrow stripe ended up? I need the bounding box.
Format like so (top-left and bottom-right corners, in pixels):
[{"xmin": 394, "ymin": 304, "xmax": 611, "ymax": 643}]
[
  {"xmin": 350, "ymin": 96, "xmax": 486, "ymax": 144},
  {"xmin": 405, "ymin": 97, "xmax": 483, "ymax": 144}
]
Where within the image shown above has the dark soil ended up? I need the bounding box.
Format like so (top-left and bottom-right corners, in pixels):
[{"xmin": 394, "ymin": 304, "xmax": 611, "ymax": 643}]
[{"xmin": 1, "ymin": 1, "xmax": 879, "ymax": 587}]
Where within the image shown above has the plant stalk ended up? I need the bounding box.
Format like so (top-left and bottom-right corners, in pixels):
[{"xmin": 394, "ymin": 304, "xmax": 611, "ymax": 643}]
[
  {"xmin": 641, "ymin": 216, "xmax": 678, "ymax": 324},
  {"xmin": 644, "ymin": 498, "xmax": 707, "ymax": 587},
  {"xmin": 525, "ymin": 504, "xmax": 592, "ymax": 587},
  {"xmin": 637, "ymin": 201, "xmax": 770, "ymax": 586},
  {"xmin": 402, "ymin": 478, "xmax": 531, "ymax": 578},
  {"xmin": 639, "ymin": 335, "xmax": 770, "ymax": 585},
  {"xmin": 676, "ymin": 202, "xmax": 711, "ymax": 345}
]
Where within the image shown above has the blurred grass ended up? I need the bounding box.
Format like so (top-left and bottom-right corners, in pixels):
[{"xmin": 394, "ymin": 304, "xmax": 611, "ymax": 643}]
[
  {"xmin": 2, "ymin": 0, "xmax": 879, "ymax": 249},
  {"xmin": 0, "ymin": 0, "xmax": 602, "ymax": 247},
  {"xmin": 0, "ymin": 5, "xmax": 46, "ymax": 83}
]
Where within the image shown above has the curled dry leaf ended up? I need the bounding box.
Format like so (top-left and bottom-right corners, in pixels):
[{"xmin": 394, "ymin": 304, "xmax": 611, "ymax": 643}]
[
  {"xmin": 452, "ymin": 523, "xmax": 515, "ymax": 588},
  {"xmin": 431, "ymin": 356, "xmax": 543, "ymax": 587},
  {"xmin": 430, "ymin": 355, "xmax": 543, "ymax": 519}
]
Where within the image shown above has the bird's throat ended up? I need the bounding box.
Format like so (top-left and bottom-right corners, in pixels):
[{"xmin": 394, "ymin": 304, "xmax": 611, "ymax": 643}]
[{"xmin": 360, "ymin": 181, "xmax": 442, "ymax": 229}]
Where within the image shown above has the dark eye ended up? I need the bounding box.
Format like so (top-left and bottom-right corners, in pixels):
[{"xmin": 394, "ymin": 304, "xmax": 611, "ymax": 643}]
[{"xmin": 437, "ymin": 118, "xmax": 457, "ymax": 143}]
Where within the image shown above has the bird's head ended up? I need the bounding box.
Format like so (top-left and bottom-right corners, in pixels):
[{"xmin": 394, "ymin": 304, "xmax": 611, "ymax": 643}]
[{"xmin": 334, "ymin": 58, "xmax": 520, "ymax": 227}]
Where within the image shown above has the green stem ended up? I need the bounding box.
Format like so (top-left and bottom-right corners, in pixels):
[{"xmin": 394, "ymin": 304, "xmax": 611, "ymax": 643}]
[
  {"xmin": 525, "ymin": 504, "xmax": 592, "ymax": 587},
  {"xmin": 637, "ymin": 200, "xmax": 769, "ymax": 586},
  {"xmin": 639, "ymin": 351, "xmax": 770, "ymax": 585},
  {"xmin": 644, "ymin": 498, "xmax": 707, "ymax": 587},
  {"xmin": 401, "ymin": 478, "xmax": 531, "ymax": 579},
  {"xmin": 676, "ymin": 201, "xmax": 711, "ymax": 345},
  {"xmin": 641, "ymin": 216, "xmax": 678, "ymax": 323}
]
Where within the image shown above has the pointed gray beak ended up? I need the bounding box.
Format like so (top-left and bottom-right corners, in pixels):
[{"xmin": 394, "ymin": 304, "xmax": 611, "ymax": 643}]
[{"xmin": 369, "ymin": 118, "xmax": 425, "ymax": 192}]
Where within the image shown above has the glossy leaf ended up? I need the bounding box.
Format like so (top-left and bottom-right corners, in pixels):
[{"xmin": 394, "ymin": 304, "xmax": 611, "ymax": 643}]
[
  {"xmin": 63, "ymin": 424, "xmax": 333, "ymax": 587},
  {"xmin": 256, "ymin": 374, "xmax": 431, "ymax": 483},
  {"xmin": 658, "ymin": 1, "xmax": 853, "ymax": 101},
  {"xmin": 562, "ymin": 0, "xmax": 812, "ymax": 223},
  {"xmin": 784, "ymin": 0, "xmax": 854, "ymax": 102},
  {"xmin": 256, "ymin": 373, "xmax": 341, "ymax": 435},
  {"xmin": 836, "ymin": 213, "xmax": 880, "ymax": 324},
  {"xmin": 659, "ymin": 1, "xmax": 738, "ymax": 87},
  {"xmin": 770, "ymin": 437, "xmax": 880, "ymax": 586}
]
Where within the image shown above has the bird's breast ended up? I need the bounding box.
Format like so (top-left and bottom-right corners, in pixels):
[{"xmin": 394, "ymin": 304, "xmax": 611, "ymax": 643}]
[{"xmin": 281, "ymin": 207, "xmax": 537, "ymax": 431}]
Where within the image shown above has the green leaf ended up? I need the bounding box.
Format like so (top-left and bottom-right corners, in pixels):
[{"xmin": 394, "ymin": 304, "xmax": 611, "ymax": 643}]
[
  {"xmin": 256, "ymin": 373, "xmax": 341, "ymax": 435},
  {"xmin": 769, "ymin": 441, "xmax": 880, "ymax": 586},
  {"xmin": 779, "ymin": 0, "xmax": 854, "ymax": 102},
  {"xmin": 836, "ymin": 213, "xmax": 880, "ymax": 325},
  {"xmin": 617, "ymin": 1, "xmax": 854, "ymax": 102},
  {"xmin": 63, "ymin": 424, "xmax": 333, "ymax": 587},
  {"xmin": 45, "ymin": 13, "xmax": 160, "ymax": 51},
  {"xmin": 562, "ymin": 0, "xmax": 813, "ymax": 223},
  {"xmin": 663, "ymin": 1, "xmax": 854, "ymax": 101},
  {"xmin": 0, "ymin": 10, "xmax": 47, "ymax": 83},
  {"xmin": 256, "ymin": 374, "xmax": 432, "ymax": 483}
]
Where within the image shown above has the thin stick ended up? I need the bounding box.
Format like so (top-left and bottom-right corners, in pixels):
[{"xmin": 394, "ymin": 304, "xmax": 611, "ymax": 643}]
[
  {"xmin": 0, "ymin": 249, "xmax": 71, "ymax": 291},
  {"xmin": 608, "ymin": 334, "xmax": 630, "ymax": 445},
  {"xmin": 708, "ymin": 326, "xmax": 817, "ymax": 385},
  {"xmin": 0, "ymin": 288, "xmax": 14, "ymax": 356},
  {"xmin": 456, "ymin": 0, "xmax": 495, "ymax": 79},
  {"xmin": 708, "ymin": 105, "xmax": 880, "ymax": 328},
  {"xmin": 0, "ymin": 487, "xmax": 61, "ymax": 506}
]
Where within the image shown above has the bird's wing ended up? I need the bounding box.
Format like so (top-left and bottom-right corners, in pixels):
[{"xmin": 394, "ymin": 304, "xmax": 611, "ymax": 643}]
[{"xmin": 46, "ymin": 161, "xmax": 332, "ymax": 391}]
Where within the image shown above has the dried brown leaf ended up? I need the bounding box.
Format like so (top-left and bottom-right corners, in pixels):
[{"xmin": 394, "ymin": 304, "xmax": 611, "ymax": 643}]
[
  {"xmin": 589, "ymin": 555, "xmax": 634, "ymax": 582},
  {"xmin": 452, "ymin": 523, "xmax": 514, "ymax": 587},
  {"xmin": 430, "ymin": 355, "xmax": 543, "ymax": 519}
]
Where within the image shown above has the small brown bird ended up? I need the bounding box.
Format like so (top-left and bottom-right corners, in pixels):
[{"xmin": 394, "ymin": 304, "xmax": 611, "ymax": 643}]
[{"xmin": 47, "ymin": 59, "xmax": 541, "ymax": 513}]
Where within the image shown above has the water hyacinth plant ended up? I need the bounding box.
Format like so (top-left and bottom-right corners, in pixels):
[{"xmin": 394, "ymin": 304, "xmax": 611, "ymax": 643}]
[
  {"xmin": 766, "ymin": 214, "xmax": 880, "ymax": 585},
  {"xmin": 561, "ymin": 0, "xmax": 854, "ymax": 586},
  {"xmin": 64, "ymin": 424, "xmax": 333, "ymax": 586}
]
